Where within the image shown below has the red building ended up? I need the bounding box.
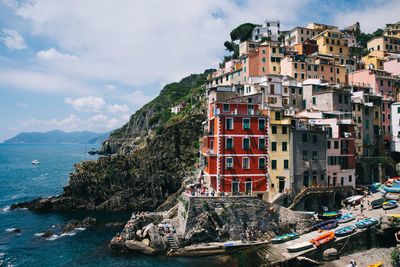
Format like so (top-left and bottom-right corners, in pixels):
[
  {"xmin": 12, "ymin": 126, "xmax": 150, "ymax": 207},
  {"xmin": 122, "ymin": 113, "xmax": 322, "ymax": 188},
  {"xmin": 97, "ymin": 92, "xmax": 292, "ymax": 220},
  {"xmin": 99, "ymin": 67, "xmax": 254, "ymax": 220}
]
[{"xmin": 201, "ymin": 98, "xmax": 269, "ymax": 198}]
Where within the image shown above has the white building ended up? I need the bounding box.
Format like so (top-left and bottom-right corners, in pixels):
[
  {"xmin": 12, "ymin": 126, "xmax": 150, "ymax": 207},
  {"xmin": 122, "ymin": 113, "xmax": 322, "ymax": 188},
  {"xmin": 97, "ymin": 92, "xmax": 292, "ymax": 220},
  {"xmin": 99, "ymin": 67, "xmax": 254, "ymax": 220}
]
[
  {"xmin": 252, "ymin": 20, "xmax": 280, "ymax": 42},
  {"xmin": 391, "ymin": 102, "xmax": 400, "ymax": 152}
]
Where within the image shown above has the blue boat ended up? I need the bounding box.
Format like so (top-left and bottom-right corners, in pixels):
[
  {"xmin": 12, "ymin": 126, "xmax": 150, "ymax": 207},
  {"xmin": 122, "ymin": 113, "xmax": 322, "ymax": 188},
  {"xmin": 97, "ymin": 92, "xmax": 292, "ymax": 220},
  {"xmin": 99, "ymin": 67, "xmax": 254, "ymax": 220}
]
[
  {"xmin": 383, "ymin": 186, "xmax": 400, "ymax": 193},
  {"xmin": 337, "ymin": 213, "xmax": 355, "ymax": 224},
  {"xmin": 312, "ymin": 219, "xmax": 338, "ymax": 231},
  {"xmin": 355, "ymin": 218, "xmax": 379, "ymax": 229},
  {"xmin": 271, "ymin": 233, "xmax": 300, "ymax": 244},
  {"xmin": 382, "ymin": 200, "xmax": 398, "ymax": 210},
  {"xmin": 335, "ymin": 225, "xmax": 356, "ymax": 237}
]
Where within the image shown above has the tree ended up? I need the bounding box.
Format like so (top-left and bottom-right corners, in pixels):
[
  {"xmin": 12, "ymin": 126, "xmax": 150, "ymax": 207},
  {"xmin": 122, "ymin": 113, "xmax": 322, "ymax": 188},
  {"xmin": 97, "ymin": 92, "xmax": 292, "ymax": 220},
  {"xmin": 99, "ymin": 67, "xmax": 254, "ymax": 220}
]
[{"xmin": 230, "ymin": 23, "xmax": 259, "ymax": 42}]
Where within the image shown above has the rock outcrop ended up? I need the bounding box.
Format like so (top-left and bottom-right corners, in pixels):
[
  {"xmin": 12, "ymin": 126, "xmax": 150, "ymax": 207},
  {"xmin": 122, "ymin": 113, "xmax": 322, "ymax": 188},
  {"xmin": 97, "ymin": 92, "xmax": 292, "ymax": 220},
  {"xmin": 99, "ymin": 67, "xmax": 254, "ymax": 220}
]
[
  {"xmin": 11, "ymin": 71, "xmax": 210, "ymax": 212},
  {"xmin": 11, "ymin": 114, "xmax": 205, "ymax": 212}
]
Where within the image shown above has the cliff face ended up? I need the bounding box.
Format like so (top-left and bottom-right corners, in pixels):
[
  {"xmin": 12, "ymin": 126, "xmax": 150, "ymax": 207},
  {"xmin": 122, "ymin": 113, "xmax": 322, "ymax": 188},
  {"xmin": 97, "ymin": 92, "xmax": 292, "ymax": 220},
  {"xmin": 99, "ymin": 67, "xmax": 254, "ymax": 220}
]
[{"xmin": 11, "ymin": 71, "xmax": 210, "ymax": 212}]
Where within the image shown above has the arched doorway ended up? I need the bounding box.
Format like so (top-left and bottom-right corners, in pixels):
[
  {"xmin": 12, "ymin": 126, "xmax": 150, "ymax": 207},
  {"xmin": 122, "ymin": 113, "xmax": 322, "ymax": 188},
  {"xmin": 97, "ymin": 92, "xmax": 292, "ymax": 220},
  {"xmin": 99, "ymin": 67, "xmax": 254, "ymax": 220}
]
[
  {"xmin": 232, "ymin": 178, "xmax": 239, "ymax": 195},
  {"xmin": 303, "ymin": 171, "xmax": 309, "ymax": 187}
]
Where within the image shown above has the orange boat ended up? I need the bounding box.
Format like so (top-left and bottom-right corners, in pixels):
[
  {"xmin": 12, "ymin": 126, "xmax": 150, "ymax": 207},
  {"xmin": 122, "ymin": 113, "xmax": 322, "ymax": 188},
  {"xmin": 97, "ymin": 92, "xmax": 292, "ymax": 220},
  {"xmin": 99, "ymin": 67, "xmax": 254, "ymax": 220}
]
[{"xmin": 310, "ymin": 231, "xmax": 335, "ymax": 247}]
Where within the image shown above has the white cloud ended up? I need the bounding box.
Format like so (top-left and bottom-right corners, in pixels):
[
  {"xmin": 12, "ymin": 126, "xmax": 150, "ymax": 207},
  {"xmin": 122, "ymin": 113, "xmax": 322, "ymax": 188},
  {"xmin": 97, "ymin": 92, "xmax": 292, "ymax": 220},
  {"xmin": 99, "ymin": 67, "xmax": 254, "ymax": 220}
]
[
  {"xmin": 333, "ymin": 1, "xmax": 400, "ymax": 33},
  {"xmin": 1, "ymin": 28, "xmax": 27, "ymax": 50},
  {"xmin": 65, "ymin": 96, "xmax": 106, "ymax": 112},
  {"xmin": 11, "ymin": 0, "xmax": 310, "ymax": 87},
  {"xmin": 37, "ymin": 48, "xmax": 77, "ymax": 60},
  {"xmin": 18, "ymin": 113, "xmax": 126, "ymax": 133},
  {"xmin": 107, "ymin": 104, "xmax": 129, "ymax": 113},
  {"xmin": 122, "ymin": 90, "xmax": 154, "ymax": 106},
  {"xmin": 0, "ymin": 70, "xmax": 92, "ymax": 95},
  {"xmin": 16, "ymin": 102, "xmax": 29, "ymax": 109},
  {"xmin": 105, "ymin": 84, "xmax": 116, "ymax": 90}
]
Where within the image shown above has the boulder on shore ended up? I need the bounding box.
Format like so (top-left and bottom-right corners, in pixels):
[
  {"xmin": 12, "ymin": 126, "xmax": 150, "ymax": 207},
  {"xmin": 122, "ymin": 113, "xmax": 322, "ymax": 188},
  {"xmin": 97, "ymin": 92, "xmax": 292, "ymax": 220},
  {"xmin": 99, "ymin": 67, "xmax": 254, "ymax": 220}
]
[{"xmin": 125, "ymin": 240, "xmax": 156, "ymax": 255}]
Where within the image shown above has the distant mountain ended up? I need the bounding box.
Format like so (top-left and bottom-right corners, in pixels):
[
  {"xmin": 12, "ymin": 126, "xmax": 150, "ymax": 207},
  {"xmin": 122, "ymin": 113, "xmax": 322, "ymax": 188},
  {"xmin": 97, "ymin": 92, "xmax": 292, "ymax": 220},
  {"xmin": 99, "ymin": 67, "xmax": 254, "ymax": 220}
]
[{"xmin": 3, "ymin": 130, "xmax": 111, "ymax": 144}]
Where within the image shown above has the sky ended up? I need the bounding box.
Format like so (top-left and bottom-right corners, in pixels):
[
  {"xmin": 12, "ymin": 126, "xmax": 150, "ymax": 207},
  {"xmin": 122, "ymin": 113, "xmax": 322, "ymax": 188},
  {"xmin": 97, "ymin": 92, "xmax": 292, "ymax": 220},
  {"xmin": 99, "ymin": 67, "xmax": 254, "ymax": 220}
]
[{"xmin": 1, "ymin": 0, "xmax": 400, "ymax": 141}]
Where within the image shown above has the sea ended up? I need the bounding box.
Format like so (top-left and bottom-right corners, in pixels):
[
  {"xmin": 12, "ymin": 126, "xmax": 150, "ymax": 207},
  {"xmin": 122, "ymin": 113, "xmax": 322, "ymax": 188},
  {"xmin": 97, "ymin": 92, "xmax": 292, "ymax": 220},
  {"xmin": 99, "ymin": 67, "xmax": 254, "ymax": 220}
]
[{"xmin": 0, "ymin": 144, "xmax": 246, "ymax": 267}]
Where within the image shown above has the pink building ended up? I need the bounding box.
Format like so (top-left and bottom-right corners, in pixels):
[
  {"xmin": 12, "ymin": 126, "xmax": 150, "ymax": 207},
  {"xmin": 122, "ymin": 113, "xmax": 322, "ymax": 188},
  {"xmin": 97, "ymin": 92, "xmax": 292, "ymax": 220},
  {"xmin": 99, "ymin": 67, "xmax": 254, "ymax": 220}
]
[
  {"xmin": 384, "ymin": 58, "xmax": 400, "ymax": 76},
  {"xmin": 348, "ymin": 69, "xmax": 396, "ymax": 142}
]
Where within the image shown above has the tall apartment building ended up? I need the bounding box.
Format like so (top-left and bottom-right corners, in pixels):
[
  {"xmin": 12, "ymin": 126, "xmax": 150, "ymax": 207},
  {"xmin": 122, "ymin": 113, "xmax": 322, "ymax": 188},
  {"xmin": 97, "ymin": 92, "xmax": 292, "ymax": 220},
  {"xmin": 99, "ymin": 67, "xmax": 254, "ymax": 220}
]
[
  {"xmin": 268, "ymin": 109, "xmax": 293, "ymax": 201},
  {"xmin": 391, "ymin": 102, "xmax": 400, "ymax": 153},
  {"xmin": 201, "ymin": 93, "xmax": 269, "ymax": 198},
  {"xmin": 284, "ymin": 23, "xmax": 338, "ymax": 46},
  {"xmin": 385, "ymin": 21, "xmax": 400, "ymax": 38},
  {"xmin": 348, "ymin": 69, "xmax": 396, "ymax": 142},
  {"xmin": 351, "ymin": 88, "xmax": 383, "ymax": 157},
  {"xmin": 313, "ymin": 29, "xmax": 350, "ymax": 58},
  {"xmin": 291, "ymin": 122, "xmax": 328, "ymax": 197}
]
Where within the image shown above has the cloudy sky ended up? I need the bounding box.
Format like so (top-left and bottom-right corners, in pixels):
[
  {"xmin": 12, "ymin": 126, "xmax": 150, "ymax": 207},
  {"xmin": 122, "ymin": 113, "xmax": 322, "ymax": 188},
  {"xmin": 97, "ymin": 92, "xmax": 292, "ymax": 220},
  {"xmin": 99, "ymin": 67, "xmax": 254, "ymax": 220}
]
[{"xmin": 0, "ymin": 0, "xmax": 399, "ymax": 141}]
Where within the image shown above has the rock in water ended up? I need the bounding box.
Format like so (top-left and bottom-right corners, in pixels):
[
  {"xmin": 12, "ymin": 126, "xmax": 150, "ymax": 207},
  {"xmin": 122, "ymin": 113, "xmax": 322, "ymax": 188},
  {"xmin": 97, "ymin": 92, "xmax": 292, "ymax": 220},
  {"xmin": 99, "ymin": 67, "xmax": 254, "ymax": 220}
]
[
  {"xmin": 42, "ymin": 230, "xmax": 53, "ymax": 238},
  {"xmin": 125, "ymin": 240, "xmax": 156, "ymax": 255},
  {"xmin": 62, "ymin": 217, "xmax": 96, "ymax": 233}
]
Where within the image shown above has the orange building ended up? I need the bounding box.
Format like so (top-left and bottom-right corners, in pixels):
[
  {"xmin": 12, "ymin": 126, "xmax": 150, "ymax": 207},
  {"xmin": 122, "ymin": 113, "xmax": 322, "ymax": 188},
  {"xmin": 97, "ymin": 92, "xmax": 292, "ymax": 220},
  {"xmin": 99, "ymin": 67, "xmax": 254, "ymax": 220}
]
[{"xmin": 201, "ymin": 96, "xmax": 269, "ymax": 198}]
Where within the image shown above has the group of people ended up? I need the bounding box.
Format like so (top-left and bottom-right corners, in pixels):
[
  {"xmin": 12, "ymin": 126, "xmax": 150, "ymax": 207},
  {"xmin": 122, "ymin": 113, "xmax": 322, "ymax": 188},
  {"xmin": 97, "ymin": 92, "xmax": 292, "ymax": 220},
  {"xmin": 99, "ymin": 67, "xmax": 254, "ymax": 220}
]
[
  {"xmin": 157, "ymin": 222, "xmax": 176, "ymax": 237},
  {"xmin": 239, "ymin": 227, "xmax": 260, "ymax": 242},
  {"xmin": 131, "ymin": 211, "xmax": 148, "ymax": 220},
  {"xmin": 185, "ymin": 186, "xmax": 219, "ymax": 197}
]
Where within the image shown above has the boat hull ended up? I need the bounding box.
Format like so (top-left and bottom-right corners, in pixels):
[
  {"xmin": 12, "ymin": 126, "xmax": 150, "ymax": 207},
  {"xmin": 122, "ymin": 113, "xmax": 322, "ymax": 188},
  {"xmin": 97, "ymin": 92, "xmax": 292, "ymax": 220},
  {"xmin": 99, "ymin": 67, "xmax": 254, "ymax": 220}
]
[{"xmin": 287, "ymin": 242, "xmax": 314, "ymax": 252}]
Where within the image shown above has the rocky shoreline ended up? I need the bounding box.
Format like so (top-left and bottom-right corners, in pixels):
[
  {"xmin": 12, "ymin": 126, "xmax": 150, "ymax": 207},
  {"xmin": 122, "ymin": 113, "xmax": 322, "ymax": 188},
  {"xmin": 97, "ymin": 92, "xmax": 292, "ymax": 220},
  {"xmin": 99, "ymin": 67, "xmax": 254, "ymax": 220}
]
[{"xmin": 109, "ymin": 194, "xmax": 315, "ymax": 256}]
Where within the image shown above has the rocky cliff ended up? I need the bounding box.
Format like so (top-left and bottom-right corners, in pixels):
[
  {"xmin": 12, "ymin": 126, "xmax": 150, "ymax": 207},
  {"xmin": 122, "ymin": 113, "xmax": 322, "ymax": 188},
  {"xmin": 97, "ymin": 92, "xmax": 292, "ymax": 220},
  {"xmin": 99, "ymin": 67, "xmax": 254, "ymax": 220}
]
[{"xmin": 11, "ymin": 71, "xmax": 211, "ymax": 212}]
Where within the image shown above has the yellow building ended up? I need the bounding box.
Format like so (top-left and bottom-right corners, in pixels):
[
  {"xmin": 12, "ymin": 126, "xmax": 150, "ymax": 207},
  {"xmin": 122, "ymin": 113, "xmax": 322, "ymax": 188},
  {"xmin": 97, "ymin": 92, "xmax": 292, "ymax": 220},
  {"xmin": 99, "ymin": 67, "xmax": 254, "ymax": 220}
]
[
  {"xmin": 268, "ymin": 109, "xmax": 292, "ymax": 202},
  {"xmin": 362, "ymin": 50, "xmax": 387, "ymax": 70},
  {"xmin": 313, "ymin": 29, "xmax": 349, "ymax": 57}
]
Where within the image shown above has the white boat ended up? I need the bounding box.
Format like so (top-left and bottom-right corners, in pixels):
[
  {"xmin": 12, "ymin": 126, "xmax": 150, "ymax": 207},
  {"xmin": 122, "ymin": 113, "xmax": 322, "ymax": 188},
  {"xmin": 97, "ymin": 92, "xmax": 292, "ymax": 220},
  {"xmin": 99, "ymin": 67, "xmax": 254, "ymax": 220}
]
[{"xmin": 31, "ymin": 160, "xmax": 40, "ymax": 165}]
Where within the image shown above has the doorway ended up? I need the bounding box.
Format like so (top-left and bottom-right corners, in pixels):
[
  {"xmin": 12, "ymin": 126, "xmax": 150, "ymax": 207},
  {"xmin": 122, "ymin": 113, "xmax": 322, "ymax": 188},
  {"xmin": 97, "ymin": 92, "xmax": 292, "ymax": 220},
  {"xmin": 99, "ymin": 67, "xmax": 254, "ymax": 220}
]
[{"xmin": 245, "ymin": 178, "xmax": 252, "ymax": 195}]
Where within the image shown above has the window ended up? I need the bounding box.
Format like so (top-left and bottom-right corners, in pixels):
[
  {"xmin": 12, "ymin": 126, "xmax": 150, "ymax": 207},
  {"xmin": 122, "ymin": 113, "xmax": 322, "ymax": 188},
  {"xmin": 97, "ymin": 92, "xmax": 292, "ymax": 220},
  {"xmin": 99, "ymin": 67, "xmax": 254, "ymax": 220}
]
[
  {"xmin": 271, "ymin": 142, "xmax": 277, "ymax": 151},
  {"xmin": 380, "ymin": 80, "xmax": 383, "ymax": 86},
  {"xmin": 226, "ymin": 157, "xmax": 233, "ymax": 169},
  {"xmin": 312, "ymin": 135, "xmax": 317, "ymax": 143},
  {"xmin": 223, "ymin": 103, "xmax": 229, "ymax": 112},
  {"xmin": 262, "ymin": 57, "xmax": 266, "ymax": 63},
  {"xmin": 262, "ymin": 49, "xmax": 266, "ymax": 54},
  {"xmin": 270, "ymin": 84, "xmax": 275, "ymax": 94},
  {"xmin": 243, "ymin": 138, "xmax": 250, "ymax": 150},
  {"xmin": 243, "ymin": 118, "xmax": 250, "ymax": 130},
  {"xmin": 349, "ymin": 175, "xmax": 352, "ymax": 183},
  {"xmin": 302, "ymin": 133, "xmax": 307, "ymax": 142},
  {"xmin": 334, "ymin": 141, "xmax": 339, "ymax": 149},
  {"xmin": 282, "ymin": 142, "xmax": 287, "ymax": 151},
  {"xmin": 365, "ymin": 119, "xmax": 369, "ymax": 130},
  {"xmin": 226, "ymin": 118, "xmax": 234, "ymax": 130},
  {"xmin": 258, "ymin": 118, "xmax": 265, "ymax": 130},
  {"xmin": 271, "ymin": 125, "xmax": 277, "ymax": 134},
  {"xmin": 242, "ymin": 157, "xmax": 250, "ymax": 169},
  {"xmin": 303, "ymin": 150, "xmax": 308, "ymax": 160},
  {"xmin": 275, "ymin": 111, "xmax": 282, "ymax": 120},
  {"xmin": 327, "ymin": 141, "xmax": 331, "ymax": 149},
  {"xmin": 226, "ymin": 137, "xmax": 233, "ymax": 150},
  {"xmin": 397, "ymin": 106, "xmax": 400, "ymax": 113},
  {"xmin": 330, "ymin": 67, "xmax": 333, "ymax": 73},
  {"xmin": 270, "ymin": 159, "xmax": 276, "ymax": 169},
  {"xmin": 312, "ymin": 97, "xmax": 316, "ymax": 105},
  {"xmin": 284, "ymin": 160, "xmax": 289, "ymax": 169},
  {"xmin": 282, "ymin": 126, "xmax": 287, "ymax": 134},
  {"xmin": 339, "ymin": 95, "xmax": 342, "ymax": 103},
  {"xmin": 259, "ymin": 138, "xmax": 266, "ymax": 150},
  {"xmin": 312, "ymin": 151, "xmax": 318, "ymax": 160}
]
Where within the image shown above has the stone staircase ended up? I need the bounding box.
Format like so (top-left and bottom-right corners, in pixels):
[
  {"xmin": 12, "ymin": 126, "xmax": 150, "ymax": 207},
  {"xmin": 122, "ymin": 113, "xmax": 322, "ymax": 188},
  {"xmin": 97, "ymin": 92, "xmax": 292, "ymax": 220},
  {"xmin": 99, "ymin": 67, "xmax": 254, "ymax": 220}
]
[{"xmin": 166, "ymin": 235, "xmax": 179, "ymax": 250}]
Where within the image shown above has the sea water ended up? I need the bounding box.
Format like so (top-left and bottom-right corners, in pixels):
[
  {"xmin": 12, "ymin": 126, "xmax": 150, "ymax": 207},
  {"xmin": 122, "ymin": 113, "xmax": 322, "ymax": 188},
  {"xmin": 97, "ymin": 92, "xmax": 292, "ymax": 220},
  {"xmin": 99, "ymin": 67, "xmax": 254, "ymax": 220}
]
[{"xmin": 0, "ymin": 144, "xmax": 241, "ymax": 267}]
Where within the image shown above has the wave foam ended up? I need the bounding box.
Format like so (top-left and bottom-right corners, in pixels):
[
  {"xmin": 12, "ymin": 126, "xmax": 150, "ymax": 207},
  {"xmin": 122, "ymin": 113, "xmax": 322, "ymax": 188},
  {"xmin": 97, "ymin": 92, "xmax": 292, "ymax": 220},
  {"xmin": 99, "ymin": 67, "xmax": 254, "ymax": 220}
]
[
  {"xmin": 5, "ymin": 228, "xmax": 18, "ymax": 232},
  {"xmin": 1, "ymin": 206, "xmax": 10, "ymax": 212}
]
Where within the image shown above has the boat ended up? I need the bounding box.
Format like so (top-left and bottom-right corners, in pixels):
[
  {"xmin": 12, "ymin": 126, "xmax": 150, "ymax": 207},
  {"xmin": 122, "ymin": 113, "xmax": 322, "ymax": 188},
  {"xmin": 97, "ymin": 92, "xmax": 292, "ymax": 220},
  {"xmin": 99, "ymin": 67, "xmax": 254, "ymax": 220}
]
[
  {"xmin": 271, "ymin": 233, "xmax": 299, "ymax": 244},
  {"xmin": 371, "ymin": 198, "xmax": 386, "ymax": 209},
  {"xmin": 310, "ymin": 231, "xmax": 335, "ymax": 247},
  {"xmin": 355, "ymin": 218, "xmax": 379, "ymax": 229},
  {"xmin": 337, "ymin": 213, "xmax": 355, "ymax": 224},
  {"xmin": 312, "ymin": 219, "xmax": 338, "ymax": 231},
  {"xmin": 318, "ymin": 211, "xmax": 341, "ymax": 220},
  {"xmin": 344, "ymin": 195, "xmax": 363, "ymax": 205},
  {"xmin": 334, "ymin": 225, "xmax": 356, "ymax": 237},
  {"xmin": 287, "ymin": 241, "xmax": 315, "ymax": 252},
  {"xmin": 383, "ymin": 186, "xmax": 400, "ymax": 193},
  {"xmin": 385, "ymin": 193, "xmax": 400, "ymax": 201},
  {"xmin": 382, "ymin": 200, "xmax": 398, "ymax": 210},
  {"xmin": 367, "ymin": 262, "xmax": 383, "ymax": 267},
  {"xmin": 387, "ymin": 214, "xmax": 400, "ymax": 223},
  {"xmin": 31, "ymin": 160, "xmax": 40, "ymax": 165}
]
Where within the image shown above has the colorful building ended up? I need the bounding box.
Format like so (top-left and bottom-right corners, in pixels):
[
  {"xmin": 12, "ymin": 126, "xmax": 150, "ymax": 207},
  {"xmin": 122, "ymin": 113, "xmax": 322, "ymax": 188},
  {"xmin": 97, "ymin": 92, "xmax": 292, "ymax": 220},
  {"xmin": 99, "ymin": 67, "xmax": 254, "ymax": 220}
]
[
  {"xmin": 252, "ymin": 20, "xmax": 280, "ymax": 42},
  {"xmin": 384, "ymin": 21, "xmax": 400, "ymax": 38},
  {"xmin": 390, "ymin": 102, "xmax": 400, "ymax": 152},
  {"xmin": 201, "ymin": 93, "xmax": 269, "ymax": 198},
  {"xmin": 267, "ymin": 109, "xmax": 293, "ymax": 201},
  {"xmin": 280, "ymin": 54, "xmax": 346, "ymax": 84},
  {"xmin": 348, "ymin": 69, "xmax": 396, "ymax": 143},
  {"xmin": 313, "ymin": 29, "xmax": 350, "ymax": 57},
  {"xmin": 367, "ymin": 36, "xmax": 400, "ymax": 53}
]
